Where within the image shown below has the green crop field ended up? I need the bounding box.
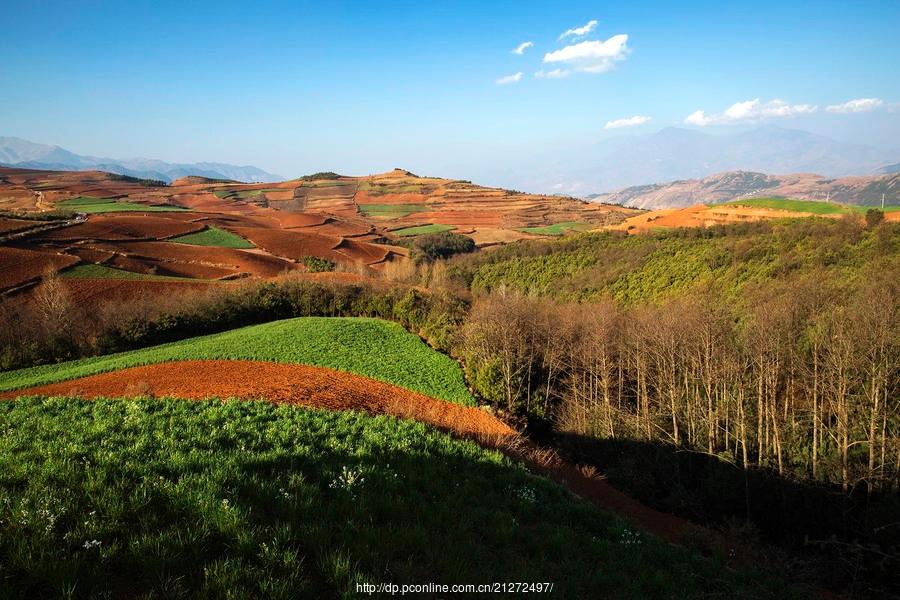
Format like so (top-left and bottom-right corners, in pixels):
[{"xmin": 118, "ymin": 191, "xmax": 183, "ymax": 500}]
[
  {"xmin": 0, "ymin": 317, "xmax": 474, "ymax": 405},
  {"xmin": 392, "ymin": 224, "xmax": 455, "ymax": 237},
  {"xmin": 520, "ymin": 221, "xmax": 594, "ymax": 236},
  {"xmin": 170, "ymin": 226, "xmax": 254, "ymax": 248},
  {"xmin": 358, "ymin": 203, "xmax": 429, "ymax": 218},
  {"xmin": 58, "ymin": 264, "xmax": 191, "ymax": 281},
  {"xmin": 57, "ymin": 197, "xmax": 188, "ymax": 213},
  {"xmin": 0, "ymin": 397, "xmax": 792, "ymax": 598},
  {"xmin": 723, "ymin": 197, "xmax": 900, "ymax": 215}
]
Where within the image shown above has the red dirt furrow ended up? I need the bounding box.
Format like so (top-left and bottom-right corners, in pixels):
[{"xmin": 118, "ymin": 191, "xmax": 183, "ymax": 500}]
[
  {"xmin": 38, "ymin": 215, "xmax": 203, "ymax": 241},
  {"xmin": 4, "ymin": 359, "xmax": 698, "ymax": 544},
  {"xmin": 0, "ymin": 246, "xmax": 79, "ymax": 291}
]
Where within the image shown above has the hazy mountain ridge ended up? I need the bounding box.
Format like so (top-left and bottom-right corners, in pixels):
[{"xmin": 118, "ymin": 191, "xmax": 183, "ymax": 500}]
[
  {"xmin": 546, "ymin": 126, "xmax": 899, "ymax": 196},
  {"xmin": 587, "ymin": 170, "xmax": 900, "ymax": 209},
  {"xmin": 0, "ymin": 137, "xmax": 282, "ymax": 183}
]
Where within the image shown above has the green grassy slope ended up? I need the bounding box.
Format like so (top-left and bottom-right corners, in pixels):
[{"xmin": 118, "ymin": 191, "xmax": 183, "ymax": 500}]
[
  {"xmin": 59, "ymin": 264, "xmax": 192, "ymax": 281},
  {"xmin": 57, "ymin": 197, "xmax": 188, "ymax": 213},
  {"xmin": 392, "ymin": 224, "xmax": 455, "ymax": 237},
  {"xmin": 170, "ymin": 226, "xmax": 254, "ymax": 248},
  {"xmin": 520, "ymin": 221, "xmax": 594, "ymax": 236},
  {"xmin": 0, "ymin": 317, "xmax": 473, "ymax": 405},
  {"xmin": 723, "ymin": 197, "xmax": 900, "ymax": 215},
  {"xmin": 0, "ymin": 397, "xmax": 798, "ymax": 599},
  {"xmin": 358, "ymin": 203, "xmax": 429, "ymax": 218}
]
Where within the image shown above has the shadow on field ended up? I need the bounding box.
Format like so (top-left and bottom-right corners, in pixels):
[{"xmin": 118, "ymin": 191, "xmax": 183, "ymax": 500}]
[{"xmin": 546, "ymin": 431, "xmax": 900, "ymax": 596}]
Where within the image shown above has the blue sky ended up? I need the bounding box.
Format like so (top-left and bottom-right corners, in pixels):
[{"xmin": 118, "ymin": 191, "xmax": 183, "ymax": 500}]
[{"xmin": 1, "ymin": 0, "xmax": 898, "ymax": 182}]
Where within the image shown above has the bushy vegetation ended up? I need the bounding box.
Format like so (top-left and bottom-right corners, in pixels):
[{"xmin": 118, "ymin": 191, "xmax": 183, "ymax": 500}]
[
  {"xmin": 397, "ymin": 231, "xmax": 476, "ymax": 263},
  {"xmin": 57, "ymin": 197, "xmax": 187, "ymax": 213},
  {"xmin": 297, "ymin": 172, "xmax": 342, "ymax": 181},
  {"xmin": 391, "ymin": 224, "xmax": 454, "ymax": 237},
  {"xmin": 0, "ymin": 278, "xmax": 467, "ymax": 374},
  {"xmin": 108, "ymin": 173, "xmax": 168, "ymax": 187},
  {"xmin": 453, "ymin": 218, "xmax": 895, "ymax": 303},
  {"xmin": 301, "ymin": 256, "xmax": 336, "ymax": 272},
  {"xmin": 170, "ymin": 226, "xmax": 254, "ymax": 249},
  {"xmin": 0, "ymin": 397, "xmax": 792, "ymax": 599},
  {"xmin": 0, "ymin": 318, "xmax": 474, "ymax": 405},
  {"xmin": 0, "ymin": 210, "xmax": 74, "ymax": 222}
]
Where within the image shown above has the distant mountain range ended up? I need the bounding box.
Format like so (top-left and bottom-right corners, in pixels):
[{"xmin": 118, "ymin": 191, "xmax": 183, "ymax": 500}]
[
  {"xmin": 0, "ymin": 137, "xmax": 282, "ymax": 183},
  {"xmin": 519, "ymin": 125, "xmax": 898, "ymax": 197},
  {"xmin": 587, "ymin": 171, "xmax": 900, "ymax": 210}
]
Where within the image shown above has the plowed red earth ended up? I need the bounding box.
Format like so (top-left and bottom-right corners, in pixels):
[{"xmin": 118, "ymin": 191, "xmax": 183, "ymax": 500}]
[
  {"xmin": 228, "ymin": 227, "xmax": 347, "ymax": 263},
  {"xmin": 0, "ymin": 246, "xmax": 78, "ymax": 290},
  {"xmin": 89, "ymin": 241, "xmax": 299, "ymax": 277},
  {"xmin": 0, "ymin": 218, "xmax": 39, "ymax": 234},
  {"xmin": 56, "ymin": 279, "xmax": 213, "ymax": 304},
  {"xmin": 39, "ymin": 215, "xmax": 203, "ymax": 241},
  {"xmin": 4, "ymin": 359, "xmax": 696, "ymax": 544}
]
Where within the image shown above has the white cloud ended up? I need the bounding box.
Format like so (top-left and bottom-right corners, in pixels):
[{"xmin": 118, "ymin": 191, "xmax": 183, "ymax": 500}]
[
  {"xmin": 543, "ymin": 35, "xmax": 629, "ymax": 75},
  {"xmin": 685, "ymin": 98, "xmax": 817, "ymax": 126},
  {"xmin": 559, "ymin": 19, "xmax": 597, "ymax": 40},
  {"xmin": 825, "ymin": 98, "xmax": 884, "ymax": 113},
  {"xmin": 495, "ymin": 72, "xmax": 523, "ymax": 85},
  {"xmin": 512, "ymin": 41, "xmax": 533, "ymax": 55},
  {"xmin": 535, "ymin": 68, "xmax": 570, "ymax": 79},
  {"xmin": 605, "ymin": 115, "xmax": 652, "ymax": 129}
]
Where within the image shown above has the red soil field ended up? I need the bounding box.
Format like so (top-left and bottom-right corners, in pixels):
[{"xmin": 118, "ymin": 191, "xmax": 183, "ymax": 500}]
[
  {"xmin": 38, "ymin": 215, "xmax": 203, "ymax": 241},
  {"xmin": 3, "ymin": 359, "xmax": 697, "ymax": 544},
  {"xmin": 6, "ymin": 360, "xmax": 515, "ymax": 443},
  {"xmin": 333, "ymin": 238, "xmax": 392, "ymax": 264},
  {"xmin": 64, "ymin": 246, "xmax": 116, "ymax": 264},
  {"xmin": 55, "ymin": 279, "xmax": 215, "ymax": 305},
  {"xmin": 227, "ymin": 227, "xmax": 347, "ymax": 263},
  {"xmin": 104, "ymin": 254, "xmax": 236, "ymax": 280},
  {"xmin": 0, "ymin": 218, "xmax": 39, "ymax": 235},
  {"xmin": 90, "ymin": 241, "xmax": 299, "ymax": 278},
  {"xmin": 0, "ymin": 246, "xmax": 78, "ymax": 291}
]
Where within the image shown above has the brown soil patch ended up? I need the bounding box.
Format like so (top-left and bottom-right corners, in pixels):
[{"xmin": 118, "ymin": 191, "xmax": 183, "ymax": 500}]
[
  {"xmin": 87, "ymin": 241, "xmax": 299, "ymax": 278},
  {"xmin": 55, "ymin": 279, "xmax": 215, "ymax": 304},
  {"xmin": 228, "ymin": 227, "xmax": 347, "ymax": 263},
  {"xmin": 38, "ymin": 215, "xmax": 203, "ymax": 242},
  {"xmin": 0, "ymin": 246, "xmax": 79, "ymax": 291},
  {"xmin": 0, "ymin": 218, "xmax": 40, "ymax": 235}
]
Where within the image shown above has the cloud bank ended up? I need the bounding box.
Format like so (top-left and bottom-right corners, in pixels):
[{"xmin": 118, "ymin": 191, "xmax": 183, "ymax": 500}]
[
  {"xmin": 825, "ymin": 98, "xmax": 883, "ymax": 113},
  {"xmin": 605, "ymin": 115, "xmax": 652, "ymax": 129},
  {"xmin": 542, "ymin": 34, "xmax": 629, "ymax": 77},
  {"xmin": 495, "ymin": 72, "xmax": 523, "ymax": 85},
  {"xmin": 512, "ymin": 41, "xmax": 533, "ymax": 55},
  {"xmin": 685, "ymin": 99, "xmax": 817, "ymax": 126},
  {"xmin": 559, "ymin": 19, "xmax": 598, "ymax": 40}
]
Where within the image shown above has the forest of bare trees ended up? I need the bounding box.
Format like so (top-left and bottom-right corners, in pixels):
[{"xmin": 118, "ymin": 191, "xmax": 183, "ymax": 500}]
[{"xmin": 461, "ymin": 264, "xmax": 899, "ymax": 495}]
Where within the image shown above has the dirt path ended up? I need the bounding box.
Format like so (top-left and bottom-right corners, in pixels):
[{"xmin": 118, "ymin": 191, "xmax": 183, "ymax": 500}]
[{"xmin": 3, "ymin": 359, "xmax": 698, "ymax": 544}]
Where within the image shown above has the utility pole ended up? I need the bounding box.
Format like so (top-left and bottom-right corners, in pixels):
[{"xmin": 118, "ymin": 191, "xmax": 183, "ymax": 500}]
[{"xmin": 883, "ymin": 193, "xmax": 886, "ymax": 210}]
